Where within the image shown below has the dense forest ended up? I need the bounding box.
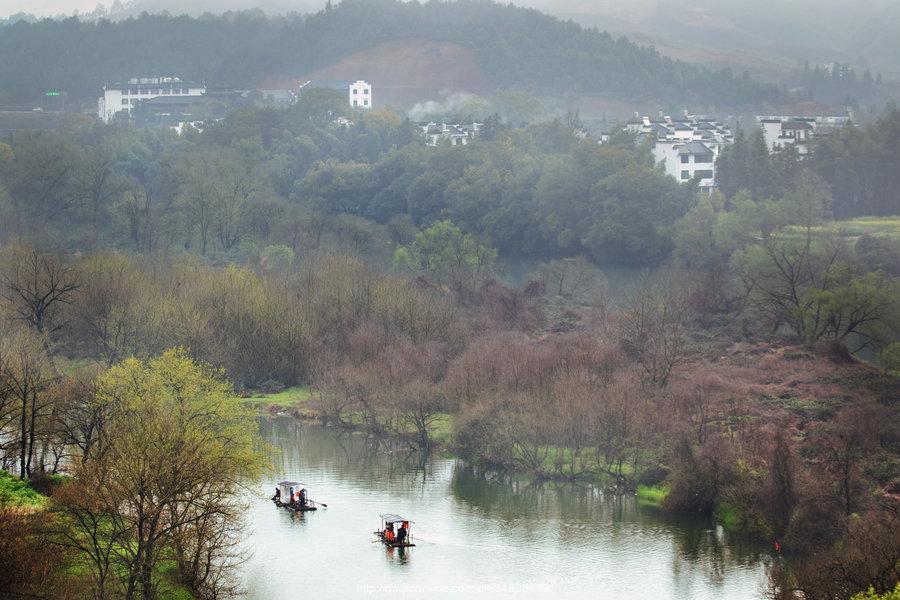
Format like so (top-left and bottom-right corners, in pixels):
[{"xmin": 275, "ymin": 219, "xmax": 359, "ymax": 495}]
[
  {"xmin": 0, "ymin": 0, "xmax": 783, "ymax": 108},
  {"xmin": 716, "ymin": 108, "xmax": 900, "ymax": 218},
  {"xmin": 0, "ymin": 91, "xmax": 694, "ymax": 267},
  {"xmin": 4, "ymin": 90, "xmax": 899, "ymax": 266},
  {"xmin": 791, "ymin": 62, "xmax": 889, "ymax": 106},
  {"xmin": 0, "ymin": 84, "xmax": 898, "ymax": 598}
]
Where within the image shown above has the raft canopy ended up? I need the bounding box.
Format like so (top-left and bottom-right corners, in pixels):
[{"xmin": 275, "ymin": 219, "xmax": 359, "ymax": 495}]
[
  {"xmin": 277, "ymin": 481, "xmax": 308, "ymax": 498},
  {"xmin": 380, "ymin": 513, "xmax": 413, "ymax": 525}
]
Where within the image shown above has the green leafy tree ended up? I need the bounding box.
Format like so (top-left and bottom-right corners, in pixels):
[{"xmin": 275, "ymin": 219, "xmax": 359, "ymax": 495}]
[
  {"xmin": 850, "ymin": 584, "xmax": 900, "ymax": 600},
  {"xmin": 394, "ymin": 220, "xmax": 496, "ymax": 285},
  {"xmin": 57, "ymin": 349, "xmax": 267, "ymax": 600}
]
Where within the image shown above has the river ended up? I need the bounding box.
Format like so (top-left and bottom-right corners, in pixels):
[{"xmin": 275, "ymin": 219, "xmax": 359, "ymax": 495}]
[{"xmin": 240, "ymin": 418, "xmax": 771, "ymax": 599}]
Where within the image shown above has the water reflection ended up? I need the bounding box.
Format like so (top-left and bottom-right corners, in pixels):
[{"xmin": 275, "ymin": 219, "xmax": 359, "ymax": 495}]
[
  {"xmin": 384, "ymin": 545, "xmax": 412, "ymax": 567},
  {"xmin": 243, "ymin": 418, "xmax": 769, "ymax": 599}
]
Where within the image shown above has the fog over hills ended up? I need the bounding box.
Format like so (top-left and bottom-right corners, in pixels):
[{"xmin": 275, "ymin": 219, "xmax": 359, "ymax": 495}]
[
  {"xmin": 547, "ymin": 0, "xmax": 900, "ymax": 79},
  {"xmin": 3, "ymin": 0, "xmax": 899, "ymax": 80},
  {"xmin": 0, "ymin": 0, "xmax": 786, "ymax": 113}
]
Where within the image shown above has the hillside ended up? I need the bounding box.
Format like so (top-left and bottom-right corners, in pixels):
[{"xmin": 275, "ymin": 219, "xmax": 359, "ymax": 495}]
[
  {"xmin": 0, "ymin": 0, "xmax": 782, "ymax": 110},
  {"xmin": 260, "ymin": 38, "xmax": 491, "ymax": 108},
  {"xmin": 547, "ymin": 0, "xmax": 900, "ymax": 81}
]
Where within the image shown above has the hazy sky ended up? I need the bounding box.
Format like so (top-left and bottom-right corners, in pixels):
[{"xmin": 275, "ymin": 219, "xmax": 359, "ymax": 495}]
[
  {"xmin": 1, "ymin": 0, "xmax": 253, "ymax": 17},
  {"xmin": 0, "ymin": 0, "xmax": 595, "ymax": 19},
  {"xmin": 0, "ymin": 0, "xmax": 885, "ymax": 19},
  {"xmin": 0, "ymin": 0, "xmax": 93, "ymax": 16}
]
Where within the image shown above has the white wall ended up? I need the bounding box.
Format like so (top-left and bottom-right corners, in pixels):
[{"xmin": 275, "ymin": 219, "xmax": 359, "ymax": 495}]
[
  {"xmin": 98, "ymin": 81, "xmax": 206, "ymax": 123},
  {"xmin": 652, "ymin": 141, "xmax": 717, "ymax": 187},
  {"xmin": 760, "ymin": 120, "xmax": 782, "ymax": 151},
  {"xmin": 349, "ymin": 80, "xmax": 372, "ymax": 109}
]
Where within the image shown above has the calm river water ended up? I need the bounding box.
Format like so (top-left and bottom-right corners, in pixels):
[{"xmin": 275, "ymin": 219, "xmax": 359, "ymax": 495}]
[{"xmin": 240, "ymin": 418, "xmax": 771, "ymax": 600}]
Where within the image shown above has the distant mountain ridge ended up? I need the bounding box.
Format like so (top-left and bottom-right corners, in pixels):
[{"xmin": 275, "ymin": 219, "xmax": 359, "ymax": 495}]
[
  {"xmin": 0, "ymin": 0, "xmax": 782, "ymax": 110},
  {"xmin": 550, "ymin": 0, "xmax": 900, "ymax": 80},
  {"xmin": 5, "ymin": 0, "xmax": 899, "ymax": 82}
]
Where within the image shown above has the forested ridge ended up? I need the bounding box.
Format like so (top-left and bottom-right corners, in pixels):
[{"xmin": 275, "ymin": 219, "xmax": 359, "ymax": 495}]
[{"xmin": 0, "ymin": 0, "xmax": 782, "ymax": 108}]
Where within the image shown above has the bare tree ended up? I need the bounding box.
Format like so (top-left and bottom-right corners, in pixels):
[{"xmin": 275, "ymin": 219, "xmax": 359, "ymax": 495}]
[
  {"xmin": 618, "ymin": 273, "xmax": 692, "ymax": 387},
  {"xmin": 530, "ymin": 256, "xmax": 608, "ymax": 305},
  {"xmin": 0, "ymin": 325, "xmax": 54, "ymax": 478},
  {"xmin": 52, "ymin": 477, "xmax": 128, "ymax": 600},
  {"xmin": 53, "ymin": 369, "xmax": 106, "ymax": 465},
  {"xmin": 0, "ymin": 246, "xmax": 80, "ymax": 335}
]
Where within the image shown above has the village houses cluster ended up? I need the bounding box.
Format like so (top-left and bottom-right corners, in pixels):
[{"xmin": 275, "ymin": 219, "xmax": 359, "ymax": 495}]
[
  {"xmin": 419, "ymin": 122, "xmax": 483, "ymax": 147},
  {"xmin": 96, "ymin": 76, "xmax": 852, "ymax": 193},
  {"xmin": 623, "ymin": 113, "xmax": 735, "ymax": 191},
  {"xmin": 606, "ymin": 110, "xmax": 852, "ymax": 190}
]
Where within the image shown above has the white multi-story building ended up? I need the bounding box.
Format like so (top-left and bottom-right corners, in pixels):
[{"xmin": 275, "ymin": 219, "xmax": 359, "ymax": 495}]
[
  {"xmin": 349, "ymin": 80, "xmax": 372, "ymax": 109},
  {"xmin": 622, "ymin": 113, "xmax": 732, "ymax": 190},
  {"xmin": 652, "ymin": 140, "xmax": 719, "ymax": 188},
  {"xmin": 98, "ymin": 76, "xmax": 206, "ymax": 123},
  {"xmin": 756, "ymin": 114, "xmax": 852, "ymax": 156}
]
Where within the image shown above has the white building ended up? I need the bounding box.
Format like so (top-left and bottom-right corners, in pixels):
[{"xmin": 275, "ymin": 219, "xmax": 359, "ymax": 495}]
[
  {"xmin": 98, "ymin": 76, "xmax": 205, "ymax": 123},
  {"xmin": 756, "ymin": 115, "xmax": 852, "ymax": 155},
  {"xmin": 622, "ymin": 113, "xmax": 733, "ymax": 190},
  {"xmin": 349, "ymin": 80, "xmax": 372, "ymax": 109},
  {"xmin": 653, "ymin": 140, "xmax": 720, "ymax": 188}
]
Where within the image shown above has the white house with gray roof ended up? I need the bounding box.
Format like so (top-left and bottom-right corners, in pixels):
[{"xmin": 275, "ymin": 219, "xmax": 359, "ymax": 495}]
[
  {"xmin": 625, "ymin": 113, "xmax": 732, "ymax": 190},
  {"xmin": 756, "ymin": 114, "xmax": 851, "ymax": 156},
  {"xmin": 652, "ymin": 140, "xmax": 720, "ymax": 189}
]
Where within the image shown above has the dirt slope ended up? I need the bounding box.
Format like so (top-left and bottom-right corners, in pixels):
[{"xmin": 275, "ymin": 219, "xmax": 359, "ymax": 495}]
[{"xmin": 260, "ymin": 39, "xmax": 491, "ymax": 109}]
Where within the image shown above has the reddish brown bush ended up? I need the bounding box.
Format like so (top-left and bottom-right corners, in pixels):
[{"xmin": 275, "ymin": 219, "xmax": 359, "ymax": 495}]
[{"xmin": 0, "ymin": 509, "xmax": 75, "ymax": 599}]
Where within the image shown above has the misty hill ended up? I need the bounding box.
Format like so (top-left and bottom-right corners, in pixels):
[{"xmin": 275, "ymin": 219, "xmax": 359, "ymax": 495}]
[
  {"xmin": 546, "ymin": 0, "xmax": 900, "ymax": 82},
  {"xmin": 0, "ymin": 0, "xmax": 781, "ymax": 110},
  {"xmin": 30, "ymin": 0, "xmax": 900, "ymax": 84}
]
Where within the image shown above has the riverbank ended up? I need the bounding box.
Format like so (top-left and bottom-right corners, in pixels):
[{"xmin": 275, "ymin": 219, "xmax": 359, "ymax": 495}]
[
  {"xmin": 240, "ymin": 339, "xmax": 899, "ymax": 557},
  {"xmin": 238, "ymin": 385, "xmax": 454, "ymax": 447},
  {"xmin": 237, "ymin": 386, "xmax": 315, "ymax": 416},
  {"xmin": 0, "ymin": 472, "xmax": 197, "ymax": 600},
  {"xmin": 247, "ymin": 391, "xmax": 643, "ymax": 493}
]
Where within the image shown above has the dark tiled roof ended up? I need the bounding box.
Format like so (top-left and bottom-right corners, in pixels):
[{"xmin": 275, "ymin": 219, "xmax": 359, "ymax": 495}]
[
  {"xmin": 142, "ymin": 95, "xmax": 205, "ymax": 106},
  {"xmin": 105, "ymin": 81, "xmax": 203, "ymax": 91},
  {"xmin": 678, "ymin": 141, "xmax": 714, "ymax": 156},
  {"xmin": 782, "ymin": 120, "xmax": 813, "ymax": 130}
]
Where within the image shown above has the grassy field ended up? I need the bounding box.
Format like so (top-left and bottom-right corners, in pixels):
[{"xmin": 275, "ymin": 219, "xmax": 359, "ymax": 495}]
[
  {"xmin": 832, "ymin": 216, "xmax": 900, "ymax": 240},
  {"xmin": 635, "ymin": 485, "xmax": 669, "ymax": 507},
  {"xmin": 714, "ymin": 500, "xmax": 741, "ymax": 530},
  {"xmin": 429, "ymin": 414, "xmax": 453, "ymax": 446},
  {"xmin": 783, "ymin": 216, "xmax": 900, "ymax": 242},
  {"xmin": 0, "ymin": 470, "xmax": 47, "ymax": 509},
  {"xmin": 237, "ymin": 386, "xmax": 313, "ymax": 409}
]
